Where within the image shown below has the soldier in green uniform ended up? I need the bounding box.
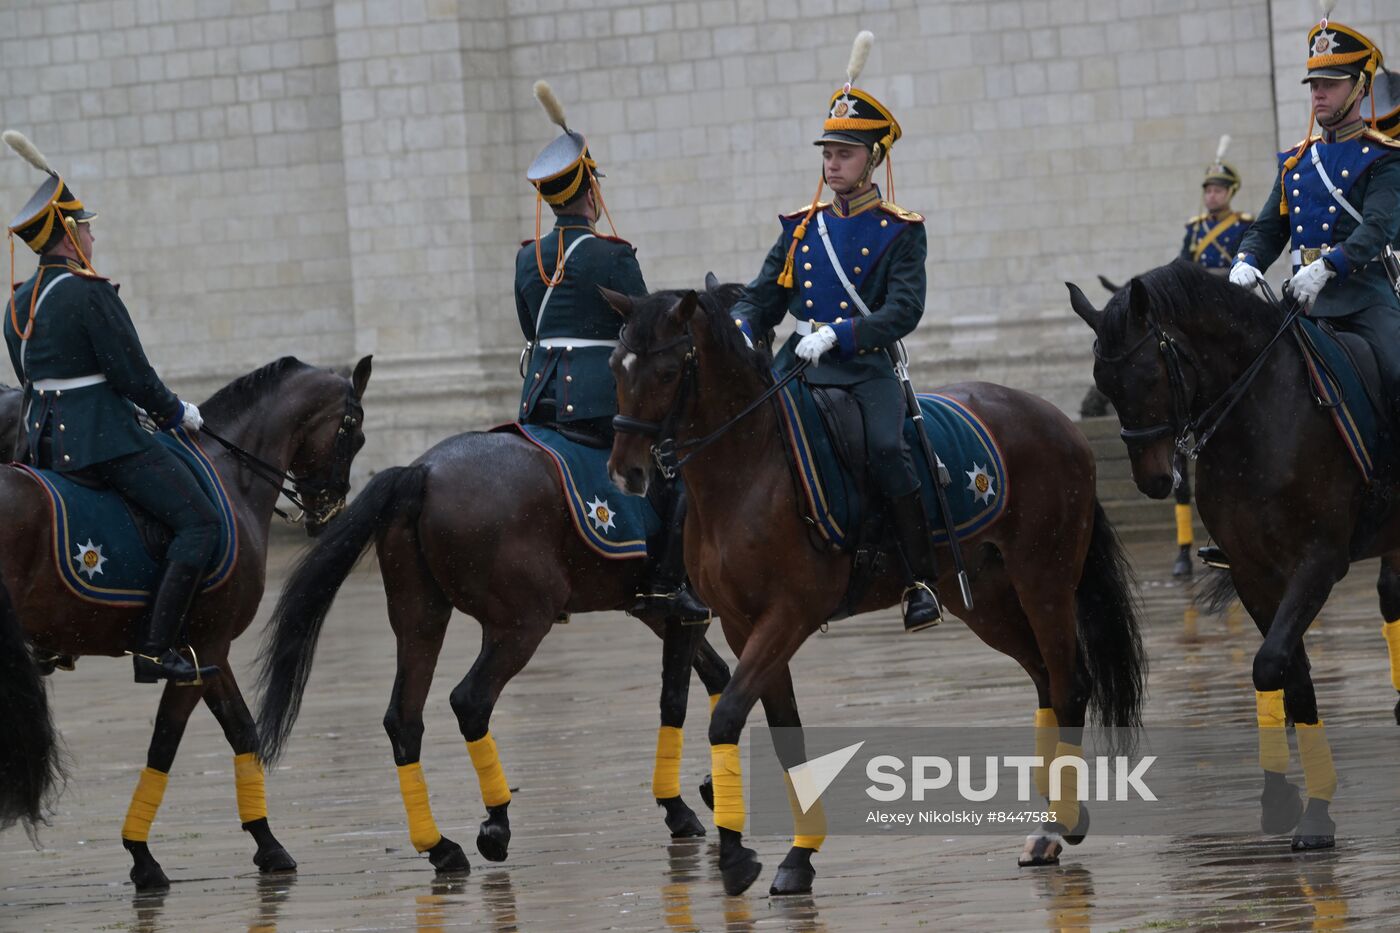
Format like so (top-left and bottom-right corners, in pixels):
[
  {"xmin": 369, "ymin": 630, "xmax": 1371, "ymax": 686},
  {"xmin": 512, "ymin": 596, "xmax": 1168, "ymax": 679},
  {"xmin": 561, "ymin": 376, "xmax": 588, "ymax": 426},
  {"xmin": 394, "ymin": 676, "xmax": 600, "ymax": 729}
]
[
  {"xmin": 1211, "ymin": 9, "xmax": 1400, "ymax": 571},
  {"xmin": 1171, "ymin": 137, "xmax": 1255, "ymax": 577},
  {"xmin": 2, "ymin": 131, "xmax": 219, "ymax": 684},
  {"xmin": 729, "ymin": 32, "xmax": 942, "ymax": 633},
  {"xmin": 516, "ymin": 84, "xmax": 708, "ymax": 622}
]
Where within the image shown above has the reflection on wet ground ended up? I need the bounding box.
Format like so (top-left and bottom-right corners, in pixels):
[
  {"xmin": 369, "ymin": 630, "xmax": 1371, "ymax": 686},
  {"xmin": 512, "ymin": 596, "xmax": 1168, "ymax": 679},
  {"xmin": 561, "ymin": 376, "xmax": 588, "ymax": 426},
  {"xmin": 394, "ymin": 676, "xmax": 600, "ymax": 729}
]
[{"xmin": 2, "ymin": 544, "xmax": 1397, "ymax": 929}]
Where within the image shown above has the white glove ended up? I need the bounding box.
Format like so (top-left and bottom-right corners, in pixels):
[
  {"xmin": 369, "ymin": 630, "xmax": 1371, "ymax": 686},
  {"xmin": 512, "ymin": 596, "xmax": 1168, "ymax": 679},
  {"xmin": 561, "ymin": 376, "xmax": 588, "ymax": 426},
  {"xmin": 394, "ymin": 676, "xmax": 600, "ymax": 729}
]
[
  {"xmin": 1289, "ymin": 258, "xmax": 1335, "ymax": 308},
  {"xmin": 1228, "ymin": 262, "xmax": 1262, "ymax": 290},
  {"xmin": 795, "ymin": 327, "xmax": 838, "ymax": 363},
  {"xmin": 179, "ymin": 401, "xmax": 203, "ymax": 432}
]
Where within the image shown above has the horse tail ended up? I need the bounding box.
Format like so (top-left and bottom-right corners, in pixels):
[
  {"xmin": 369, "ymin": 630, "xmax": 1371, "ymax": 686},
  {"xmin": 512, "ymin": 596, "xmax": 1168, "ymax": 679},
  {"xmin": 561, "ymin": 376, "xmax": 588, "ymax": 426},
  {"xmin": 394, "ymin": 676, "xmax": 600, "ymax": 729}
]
[
  {"xmin": 0, "ymin": 574, "xmax": 63, "ymax": 834},
  {"xmin": 1076, "ymin": 501, "xmax": 1148, "ymax": 746},
  {"xmin": 1195, "ymin": 568, "xmax": 1239, "ymax": 615},
  {"xmin": 255, "ymin": 464, "xmax": 431, "ymax": 766}
]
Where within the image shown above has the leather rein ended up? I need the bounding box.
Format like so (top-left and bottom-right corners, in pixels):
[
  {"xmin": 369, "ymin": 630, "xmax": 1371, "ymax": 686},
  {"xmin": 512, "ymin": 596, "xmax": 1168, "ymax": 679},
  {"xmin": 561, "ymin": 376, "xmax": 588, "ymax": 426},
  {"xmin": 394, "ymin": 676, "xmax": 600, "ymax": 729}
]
[{"xmin": 610, "ymin": 324, "xmax": 809, "ymax": 478}]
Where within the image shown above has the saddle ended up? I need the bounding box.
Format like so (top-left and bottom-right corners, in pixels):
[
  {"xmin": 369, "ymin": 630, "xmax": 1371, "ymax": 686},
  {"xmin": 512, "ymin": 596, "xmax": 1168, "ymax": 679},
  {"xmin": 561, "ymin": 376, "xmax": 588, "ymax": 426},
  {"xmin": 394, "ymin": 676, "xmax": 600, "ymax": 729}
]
[
  {"xmin": 32, "ymin": 436, "xmax": 175, "ymax": 560},
  {"xmin": 1293, "ymin": 317, "xmax": 1396, "ymax": 484}
]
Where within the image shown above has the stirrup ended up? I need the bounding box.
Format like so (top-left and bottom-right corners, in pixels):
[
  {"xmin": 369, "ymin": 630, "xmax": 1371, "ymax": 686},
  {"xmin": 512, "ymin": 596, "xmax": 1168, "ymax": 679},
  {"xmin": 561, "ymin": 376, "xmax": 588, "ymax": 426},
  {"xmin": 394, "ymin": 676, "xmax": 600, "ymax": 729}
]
[
  {"xmin": 1197, "ymin": 545, "xmax": 1231, "ymax": 570},
  {"xmin": 629, "ymin": 588, "xmax": 712, "ymax": 624},
  {"xmin": 901, "ymin": 581, "xmax": 943, "ymax": 633}
]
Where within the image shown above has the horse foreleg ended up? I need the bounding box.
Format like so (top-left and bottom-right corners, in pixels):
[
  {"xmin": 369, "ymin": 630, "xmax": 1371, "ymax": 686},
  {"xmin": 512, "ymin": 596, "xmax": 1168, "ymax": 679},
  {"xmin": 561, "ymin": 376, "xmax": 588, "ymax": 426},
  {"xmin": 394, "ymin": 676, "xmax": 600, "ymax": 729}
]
[
  {"xmin": 689, "ymin": 631, "xmax": 730, "ymax": 813},
  {"xmin": 121, "ymin": 680, "xmax": 204, "ymax": 890},
  {"xmin": 754, "ymin": 668, "xmax": 823, "ymax": 897},
  {"xmin": 448, "ymin": 617, "xmax": 553, "ymax": 864},
  {"xmin": 201, "ymin": 665, "xmax": 296, "ymax": 875},
  {"xmin": 709, "ymin": 612, "xmax": 813, "ymax": 896},
  {"xmin": 1376, "ymin": 553, "xmax": 1400, "ymax": 723},
  {"xmin": 380, "ymin": 531, "xmax": 461, "ymax": 873},
  {"xmin": 1282, "ymin": 648, "xmax": 1336, "ymax": 850},
  {"xmin": 642, "ymin": 617, "xmax": 708, "ymax": 838}
]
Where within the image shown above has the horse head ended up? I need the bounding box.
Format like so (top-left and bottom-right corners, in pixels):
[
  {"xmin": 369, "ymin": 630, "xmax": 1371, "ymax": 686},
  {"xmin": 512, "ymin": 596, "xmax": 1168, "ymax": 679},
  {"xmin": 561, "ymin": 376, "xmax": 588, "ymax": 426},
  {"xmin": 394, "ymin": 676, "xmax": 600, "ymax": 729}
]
[
  {"xmin": 1069, "ymin": 275, "xmax": 1184, "ymax": 500},
  {"xmin": 293, "ymin": 354, "xmax": 371, "ymax": 534}
]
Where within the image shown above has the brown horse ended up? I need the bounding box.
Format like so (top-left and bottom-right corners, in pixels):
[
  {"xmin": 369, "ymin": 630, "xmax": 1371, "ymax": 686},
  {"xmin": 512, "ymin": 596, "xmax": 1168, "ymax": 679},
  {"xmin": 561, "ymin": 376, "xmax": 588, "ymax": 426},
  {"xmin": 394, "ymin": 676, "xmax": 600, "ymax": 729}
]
[
  {"xmin": 1070, "ymin": 261, "xmax": 1400, "ymax": 851},
  {"xmin": 605, "ymin": 282, "xmax": 1147, "ymax": 896},
  {"xmin": 0, "ymin": 355, "xmax": 370, "ymax": 888},
  {"xmin": 254, "ymin": 429, "xmax": 732, "ymax": 875}
]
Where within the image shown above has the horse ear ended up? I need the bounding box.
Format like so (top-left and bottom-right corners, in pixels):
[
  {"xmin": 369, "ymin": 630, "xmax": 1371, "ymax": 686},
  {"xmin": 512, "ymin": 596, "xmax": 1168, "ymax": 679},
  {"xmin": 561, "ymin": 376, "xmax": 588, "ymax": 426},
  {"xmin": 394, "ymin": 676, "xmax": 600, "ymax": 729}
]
[
  {"xmin": 1065, "ymin": 283, "xmax": 1102, "ymax": 332},
  {"xmin": 704, "ymin": 271, "xmax": 720, "ymax": 292},
  {"xmin": 1097, "ymin": 274, "xmax": 1122, "ymax": 294},
  {"xmin": 1128, "ymin": 277, "xmax": 1154, "ymax": 323},
  {"xmin": 351, "ymin": 354, "xmax": 372, "ymax": 399},
  {"xmin": 670, "ymin": 290, "xmax": 698, "ymax": 324},
  {"xmin": 598, "ymin": 286, "xmax": 634, "ymax": 318}
]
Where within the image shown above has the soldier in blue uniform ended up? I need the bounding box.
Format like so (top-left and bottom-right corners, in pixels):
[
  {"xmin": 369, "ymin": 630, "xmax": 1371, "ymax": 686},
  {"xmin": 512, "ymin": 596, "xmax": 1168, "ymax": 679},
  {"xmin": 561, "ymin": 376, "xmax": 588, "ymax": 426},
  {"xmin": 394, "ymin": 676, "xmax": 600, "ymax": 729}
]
[
  {"xmin": 1171, "ymin": 138, "xmax": 1255, "ymax": 577},
  {"xmin": 729, "ymin": 32, "xmax": 942, "ymax": 633},
  {"xmin": 516, "ymin": 83, "xmax": 708, "ymax": 622},
  {"xmin": 1210, "ymin": 9, "xmax": 1400, "ymax": 570},
  {"xmin": 3, "ymin": 131, "xmax": 219, "ymax": 684}
]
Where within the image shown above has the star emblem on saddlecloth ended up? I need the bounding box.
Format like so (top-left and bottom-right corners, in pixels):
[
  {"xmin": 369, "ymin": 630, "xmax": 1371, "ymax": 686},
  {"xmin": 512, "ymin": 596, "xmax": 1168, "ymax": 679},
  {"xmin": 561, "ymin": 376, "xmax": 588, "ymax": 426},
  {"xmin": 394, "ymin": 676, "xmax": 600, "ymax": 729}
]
[
  {"xmin": 585, "ymin": 496, "xmax": 617, "ymax": 534},
  {"xmin": 965, "ymin": 464, "xmax": 996, "ymax": 505},
  {"xmin": 74, "ymin": 539, "xmax": 108, "ymax": 578}
]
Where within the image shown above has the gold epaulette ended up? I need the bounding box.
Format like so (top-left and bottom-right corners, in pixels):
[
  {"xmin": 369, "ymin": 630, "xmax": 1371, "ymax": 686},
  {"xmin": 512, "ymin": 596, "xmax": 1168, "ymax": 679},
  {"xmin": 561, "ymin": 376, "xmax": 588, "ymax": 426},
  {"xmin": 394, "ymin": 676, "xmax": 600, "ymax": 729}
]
[
  {"xmin": 65, "ymin": 262, "xmax": 107, "ymax": 281},
  {"xmin": 1363, "ymin": 127, "xmax": 1400, "ymax": 149},
  {"xmin": 780, "ymin": 201, "xmax": 829, "ymax": 220},
  {"xmin": 878, "ymin": 200, "xmax": 923, "ymax": 223},
  {"xmin": 1187, "ymin": 213, "xmax": 1207, "ymax": 225},
  {"xmin": 1240, "ymin": 212, "xmax": 1254, "ymax": 222}
]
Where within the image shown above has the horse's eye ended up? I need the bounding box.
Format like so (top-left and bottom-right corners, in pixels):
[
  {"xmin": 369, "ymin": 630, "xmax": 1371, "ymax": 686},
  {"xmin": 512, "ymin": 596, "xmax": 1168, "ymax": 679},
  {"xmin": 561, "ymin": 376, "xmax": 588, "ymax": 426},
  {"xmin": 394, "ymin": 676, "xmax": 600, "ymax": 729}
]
[{"xmin": 658, "ymin": 368, "xmax": 679, "ymax": 385}]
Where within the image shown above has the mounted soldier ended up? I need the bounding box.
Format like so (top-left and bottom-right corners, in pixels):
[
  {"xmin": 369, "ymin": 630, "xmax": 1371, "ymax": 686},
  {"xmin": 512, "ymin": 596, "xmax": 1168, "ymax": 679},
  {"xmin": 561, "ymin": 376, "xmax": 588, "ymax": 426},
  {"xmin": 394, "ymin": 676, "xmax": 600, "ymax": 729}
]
[
  {"xmin": 1170, "ymin": 136, "xmax": 1254, "ymax": 577},
  {"xmin": 516, "ymin": 83, "xmax": 708, "ymax": 622},
  {"xmin": 1211, "ymin": 3, "xmax": 1400, "ymax": 571},
  {"xmin": 2, "ymin": 131, "xmax": 217, "ymax": 684},
  {"xmin": 729, "ymin": 32, "xmax": 941, "ymax": 633}
]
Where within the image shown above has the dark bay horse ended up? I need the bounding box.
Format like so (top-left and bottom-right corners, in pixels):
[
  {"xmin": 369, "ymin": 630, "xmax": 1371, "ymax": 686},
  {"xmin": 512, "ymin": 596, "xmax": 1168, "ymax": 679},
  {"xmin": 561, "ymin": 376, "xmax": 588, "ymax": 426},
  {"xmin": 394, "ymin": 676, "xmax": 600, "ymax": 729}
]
[
  {"xmin": 0, "ymin": 355, "xmax": 370, "ymax": 887},
  {"xmin": 606, "ymin": 283, "xmax": 1146, "ymax": 896},
  {"xmin": 0, "ymin": 573, "xmax": 62, "ymax": 835},
  {"xmin": 1070, "ymin": 260, "xmax": 1396, "ymax": 850},
  {"xmin": 254, "ymin": 430, "xmax": 732, "ymax": 875}
]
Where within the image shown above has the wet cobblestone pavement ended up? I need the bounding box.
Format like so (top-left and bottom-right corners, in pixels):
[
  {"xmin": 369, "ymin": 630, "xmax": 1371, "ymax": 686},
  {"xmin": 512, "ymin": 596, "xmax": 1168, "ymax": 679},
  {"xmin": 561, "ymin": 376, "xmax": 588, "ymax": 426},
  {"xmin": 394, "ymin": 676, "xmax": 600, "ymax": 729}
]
[{"xmin": 4, "ymin": 542, "xmax": 1400, "ymax": 931}]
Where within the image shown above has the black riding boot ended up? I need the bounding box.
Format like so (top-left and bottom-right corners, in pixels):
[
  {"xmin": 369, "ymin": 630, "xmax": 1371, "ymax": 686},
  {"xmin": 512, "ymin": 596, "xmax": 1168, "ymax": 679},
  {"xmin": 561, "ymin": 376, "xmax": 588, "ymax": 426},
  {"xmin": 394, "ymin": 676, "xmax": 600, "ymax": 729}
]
[
  {"xmin": 632, "ymin": 484, "xmax": 711, "ymax": 623},
  {"xmin": 132, "ymin": 561, "xmax": 221, "ymax": 684},
  {"xmin": 1198, "ymin": 545, "xmax": 1231, "ymax": 570},
  {"xmin": 890, "ymin": 491, "xmax": 943, "ymax": 633}
]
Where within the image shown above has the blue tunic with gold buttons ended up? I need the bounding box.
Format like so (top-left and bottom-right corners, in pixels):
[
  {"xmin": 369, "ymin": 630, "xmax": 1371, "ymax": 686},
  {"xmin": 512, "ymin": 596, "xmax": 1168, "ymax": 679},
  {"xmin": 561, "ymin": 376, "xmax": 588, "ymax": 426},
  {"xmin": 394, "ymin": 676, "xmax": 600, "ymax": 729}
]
[
  {"xmin": 516, "ymin": 214, "xmax": 647, "ymax": 425},
  {"xmin": 1179, "ymin": 211, "xmax": 1252, "ymax": 269},
  {"xmin": 730, "ymin": 186, "xmax": 928, "ymax": 499}
]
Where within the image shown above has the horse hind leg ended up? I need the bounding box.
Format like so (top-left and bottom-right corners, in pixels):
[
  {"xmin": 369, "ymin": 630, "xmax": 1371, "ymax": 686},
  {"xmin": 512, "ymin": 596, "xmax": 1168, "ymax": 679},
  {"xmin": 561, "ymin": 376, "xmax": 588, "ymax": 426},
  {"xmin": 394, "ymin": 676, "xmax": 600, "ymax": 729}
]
[
  {"xmin": 200, "ymin": 664, "xmax": 296, "ymax": 874},
  {"xmin": 1282, "ymin": 649, "xmax": 1336, "ymax": 850},
  {"xmin": 448, "ymin": 614, "xmax": 554, "ymax": 864},
  {"xmin": 121, "ymin": 681, "xmax": 205, "ymax": 890},
  {"xmin": 379, "ymin": 525, "xmax": 466, "ymax": 873},
  {"xmin": 1376, "ymin": 553, "xmax": 1400, "ymax": 723},
  {"xmin": 690, "ymin": 633, "xmax": 729, "ymax": 813}
]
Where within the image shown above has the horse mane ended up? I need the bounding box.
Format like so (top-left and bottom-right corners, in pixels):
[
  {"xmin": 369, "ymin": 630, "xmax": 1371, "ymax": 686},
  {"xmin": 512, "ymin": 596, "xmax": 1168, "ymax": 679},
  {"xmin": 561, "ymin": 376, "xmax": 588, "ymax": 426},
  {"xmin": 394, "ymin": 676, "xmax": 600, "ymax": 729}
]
[
  {"xmin": 200, "ymin": 356, "xmax": 316, "ymax": 421},
  {"xmin": 1099, "ymin": 260, "xmax": 1282, "ymax": 350},
  {"xmin": 629, "ymin": 285, "xmax": 773, "ymax": 379}
]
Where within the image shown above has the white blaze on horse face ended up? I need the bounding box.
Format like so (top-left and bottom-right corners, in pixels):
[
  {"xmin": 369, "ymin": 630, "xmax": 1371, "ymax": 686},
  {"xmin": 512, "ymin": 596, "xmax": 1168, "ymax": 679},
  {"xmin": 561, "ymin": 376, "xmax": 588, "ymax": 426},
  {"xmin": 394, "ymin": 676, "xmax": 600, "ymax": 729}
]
[{"xmin": 622, "ymin": 352, "xmax": 637, "ymax": 373}]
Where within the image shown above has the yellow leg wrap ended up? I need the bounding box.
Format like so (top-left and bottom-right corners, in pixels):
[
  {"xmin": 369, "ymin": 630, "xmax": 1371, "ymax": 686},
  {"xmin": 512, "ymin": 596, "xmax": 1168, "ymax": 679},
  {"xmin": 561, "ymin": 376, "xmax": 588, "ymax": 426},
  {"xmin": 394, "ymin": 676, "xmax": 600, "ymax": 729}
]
[
  {"xmin": 652, "ymin": 726, "xmax": 684, "ymax": 799},
  {"xmin": 1049, "ymin": 741, "xmax": 1084, "ymax": 830},
  {"xmin": 1296, "ymin": 721, "xmax": 1336, "ymax": 802},
  {"xmin": 466, "ymin": 732, "xmax": 512, "ymax": 808},
  {"xmin": 1175, "ymin": 503, "xmax": 1193, "ymax": 546},
  {"xmin": 1256, "ymin": 689, "xmax": 1290, "ymax": 773},
  {"xmin": 234, "ymin": 752, "xmax": 268, "ymax": 824},
  {"xmin": 783, "ymin": 774, "xmax": 826, "ymax": 851},
  {"xmin": 1384, "ymin": 619, "xmax": 1400, "ymax": 691},
  {"xmin": 708, "ymin": 693, "xmax": 720, "ymax": 716},
  {"xmin": 711, "ymin": 743, "xmax": 745, "ymax": 833},
  {"xmin": 1033, "ymin": 708, "xmax": 1058, "ymax": 798},
  {"xmin": 121, "ymin": 767, "xmax": 170, "ymax": 843},
  {"xmin": 396, "ymin": 762, "xmax": 443, "ymax": 852}
]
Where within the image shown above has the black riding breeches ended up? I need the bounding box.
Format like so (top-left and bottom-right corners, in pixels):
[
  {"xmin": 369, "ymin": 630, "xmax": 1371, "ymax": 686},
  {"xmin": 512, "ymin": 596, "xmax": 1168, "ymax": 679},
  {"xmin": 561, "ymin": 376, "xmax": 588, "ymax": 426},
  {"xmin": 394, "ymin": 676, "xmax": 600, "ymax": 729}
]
[
  {"xmin": 83, "ymin": 443, "xmax": 221, "ymax": 570},
  {"xmin": 845, "ymin": 377, "xmax": 920, "ymax": 500}
]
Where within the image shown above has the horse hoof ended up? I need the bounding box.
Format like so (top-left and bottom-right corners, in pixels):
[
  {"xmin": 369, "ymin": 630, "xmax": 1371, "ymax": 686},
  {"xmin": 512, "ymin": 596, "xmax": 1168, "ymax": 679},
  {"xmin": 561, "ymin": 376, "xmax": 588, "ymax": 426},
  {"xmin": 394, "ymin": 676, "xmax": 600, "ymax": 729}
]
[
  {"xmin": 1062, "ymin": 806, "xmax": 1090, "ymax": 846},
  {"xmin": 253, "ymin": 845, "xmax": 297, "ymax": 873},
  {"xmin": 476, "ymin": 822, "xmax": 511, "ymax": 863},
  {"xmin": 1018, "ymin": 832, "xmax": 1062, "ymax": 867},
  {"xmin": 698, "ymin": 775, "xmax": 714, "ymax": 811},
  {"xmin": 1260, "ymin": 778, "xmax": 1304, "ymax": 835},
  {"xmin": 128, "ymin": 858, "xmax": 171, "ymax": 891},
  {"xmin": 720, "ymin": 848, "xmax": 762, "ymax": 896},
  {"xmin": 428, "ymin": 836, "xmax": 471, "ymax": 874},
  {"xmin": 1291, "ymin": 833, "xmax": 1336, "ymax": 851},
  {"xmin": 769, "ymin": 865, "xmax": 815, "ymax": 896},
  {"xmin": 659, "ymin": 797, "xmax": 706, "ymax": 838}
]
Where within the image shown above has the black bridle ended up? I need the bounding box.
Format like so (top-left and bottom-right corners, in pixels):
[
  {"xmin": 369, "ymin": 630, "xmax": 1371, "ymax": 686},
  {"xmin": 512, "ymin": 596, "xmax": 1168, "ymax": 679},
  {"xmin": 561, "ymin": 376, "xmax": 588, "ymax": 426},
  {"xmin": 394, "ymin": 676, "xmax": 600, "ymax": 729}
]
[
  {"xmin": 610, "ymin": 323, "xmax": 808, "ymax": 478},
  {"xmin": 200, "ymin": 391, "xmax": 363, "ymax": 526},
  {"xmin": 1096, "ymin": 284, "xmax": 1304, "ymax": 461}
]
